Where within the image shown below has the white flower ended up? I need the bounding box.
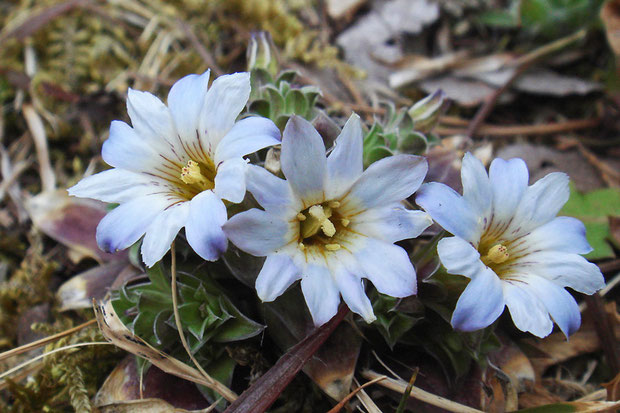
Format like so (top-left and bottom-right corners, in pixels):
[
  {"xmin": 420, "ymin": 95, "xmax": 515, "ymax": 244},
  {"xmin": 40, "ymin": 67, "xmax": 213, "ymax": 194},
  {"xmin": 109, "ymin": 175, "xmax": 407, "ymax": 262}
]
[
  {"xmin": 416, "ymin": 153, "xmax": 605, "ymax": 338},
  {"xmin": 223, "ymin": 115, "xmax": 431, "ymax": 326},
  {"xmin": 69, "ymin": 71, "xmax": 280, "ymax": 267}
]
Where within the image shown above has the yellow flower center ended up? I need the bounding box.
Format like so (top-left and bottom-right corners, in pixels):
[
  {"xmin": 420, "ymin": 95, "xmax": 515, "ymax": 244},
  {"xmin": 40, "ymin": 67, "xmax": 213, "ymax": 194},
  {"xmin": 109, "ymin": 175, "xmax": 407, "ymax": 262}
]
[
  {"xmin": 180, "ymin": 159, "xmax": 215, "ymax": 192},
  {"xmin": 296, "ymin": 201, "xmax": 349, "ymax": 252},
  {"xmin": 481, "ymin": 243, "xmax": 510, "ymax": 266}
]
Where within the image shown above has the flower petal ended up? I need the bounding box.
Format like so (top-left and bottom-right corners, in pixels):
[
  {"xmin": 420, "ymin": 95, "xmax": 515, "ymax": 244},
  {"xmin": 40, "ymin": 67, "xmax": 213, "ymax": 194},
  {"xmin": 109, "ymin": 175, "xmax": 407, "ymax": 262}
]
[
  {"xmin": 512, "ymin": 251, "xmax": 604, "ymax": 295},
  {"xmin": 96, "ymin": 195, "xmax": 170, "ymax": 253},
  {"xmin": 280, "ymin": 116, "xmax": 327, "ymax": 204},
  {"xmin": 332, "ymin": 258, "xmax": 375, "ymax": 323},
  {"xmin": 416, "ymin": 183, "xmax": 481, "ymax": 244},
  {"xmin": 437, "ymin": 236, "xmax": 484, "ymax": 279},
  {"xmin": 503, "ymin": 281, "xmax": 553, "ymax": 338},
  {"xmin": 352, "ymin": 204, "xmax": 432, "ymax": 243},
  {"xmin": 68, "ymin": 169, "xmax": 155, "ymax": 203},
  {"xmin": 214, "ymin": 158, "xmax": 248, "ymax": 203},
  {"xmin": 355, "ymin": 238, "xmax": 417, "ymax": 297},
  {"xmin": 200, "ymin": 72, "xmax": 251, "ymax": 146},
  {"xmin": 102, "ymin": 121, "xmax": 159, "ymax": 172},
  {"xmin": 342, "ymin": 154, "xmax": 427, "ymax": 214},
  {"xmin": 507, "ymin": 172, "xmax": 570, "ymax": 238},
  {"xmin": 512, "ymin": 216, "xmax": 592, "ymax": 255},
  {"xmin": 255, "ymin": 254, "xmax": 301, "ymax": 302},
  {"xmin": 301, "ymin": 263, "xmax": 340, "ymax": 326},
  {"xmin": 326, "ymin": 114, "xmax": 363, "ymax": 199},
  {"xmin": 126, "ymin": 88, "xmax": 180, "ymax": 161},
  {"xmin": 214, "ymin": 116, "xmax": 281, "ymax": 164},
  {"xmin": 521, "ymin": 274, "xmax": 581, "ymax": 337},
  {"xmin": 451, "ymin": 267, "xmax": 505, "ymax": 332},
  {"xmin": 488, "ymin": 157, "xmax": 528, "ymax": 230},
  {"xmin": 141, "ymin": 202, "xmax": 190, "ymax": 267},
  {"xmin": 223, "ymin": 208, "xmax": 292, "ymax": 256},
  {"xmin": 167, "ymin": 71, "xmax": 210, "ymax": 142},
  {"xmin": 461, "ymin": 152, "xmax": 491, "ymax": 219},
  {"xmin": 246, "ymin": 165, "xmax": 296, "ymax": 212},
  {"xmin": 185, "ymin": 190, "xmax": 228, "ymax": 261}
]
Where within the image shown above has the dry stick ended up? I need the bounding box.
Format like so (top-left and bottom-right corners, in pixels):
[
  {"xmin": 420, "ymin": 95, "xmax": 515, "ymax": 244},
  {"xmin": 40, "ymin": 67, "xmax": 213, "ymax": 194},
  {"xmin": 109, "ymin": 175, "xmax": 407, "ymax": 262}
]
[
  {"xmin": 361, "ymin": 370, "xmax": 484, "ymax": 413},
  {"xmin": 0, "ymin": 319, "xmax": 96, "ymax": 363},
  {"xmin": 169, "ymin": 243, "xmax": 238, "ymax": 403},
  {"xmin": 353, "ymin": 378, "xmax": 384, "ymax": 413},
  {"xmin": 438, "ymin": 117, "xmax": 600, "ymax": 138},
  {"xmin": 22, "ymin": 104, "xmax": 56, "ymax": 192},
  {"xmin": 326, "ymin": 375, "xmax": 388, "ymax": 413},
  {"xmin": 584, "ymin": 294, "xmax": 620, "ymax": 375},
  {"xmin": 575, "ymin": 142, "xmax": 620, "ymax": 186},
  {"xmin": 466, "ymin": 29, "xmax": 587, "ymax": 138},
  {"xmin": 177, "ymin": 20, "xmax": 223, "ymax": 76}
]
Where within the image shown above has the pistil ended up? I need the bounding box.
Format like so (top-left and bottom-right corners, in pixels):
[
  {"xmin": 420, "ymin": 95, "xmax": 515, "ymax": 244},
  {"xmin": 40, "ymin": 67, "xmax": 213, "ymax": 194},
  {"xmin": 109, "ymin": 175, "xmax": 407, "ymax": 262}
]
[
  {"xmin": 180, "ymin": 160, "xmax": 213, "ymax": 189},
  {"xmin": 482, "ymin": 244, "xmax": 509, "ymax": 266}
]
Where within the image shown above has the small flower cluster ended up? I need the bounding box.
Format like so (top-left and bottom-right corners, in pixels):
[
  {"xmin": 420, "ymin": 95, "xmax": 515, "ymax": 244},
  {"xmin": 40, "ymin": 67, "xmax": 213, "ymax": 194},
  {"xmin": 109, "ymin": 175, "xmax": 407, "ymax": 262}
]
[{"xmin": 70, "ymin": 70, "xmax": 604, "ymax": 338}]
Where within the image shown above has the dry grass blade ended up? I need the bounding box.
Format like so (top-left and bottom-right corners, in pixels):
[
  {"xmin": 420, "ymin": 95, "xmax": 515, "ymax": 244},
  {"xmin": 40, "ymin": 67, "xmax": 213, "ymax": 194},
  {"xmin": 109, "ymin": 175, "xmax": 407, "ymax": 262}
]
[
  {"xmin": 22, "ymin": 104, "xmax": 55, "ymax": 192},
  {"xmin": 326, "ymin": 375, "xmax": 387, "ymax": 413},
  {"xmin": 353, "ymin": 378, "xmax": 384, "ymax": 413},
  {"xmin": 0, "ymin": 319, "xmax": 96, "ymax": 363},
  {"xmin": 361, "ymin": 370, "xmax": 484, "ymax": 413}
]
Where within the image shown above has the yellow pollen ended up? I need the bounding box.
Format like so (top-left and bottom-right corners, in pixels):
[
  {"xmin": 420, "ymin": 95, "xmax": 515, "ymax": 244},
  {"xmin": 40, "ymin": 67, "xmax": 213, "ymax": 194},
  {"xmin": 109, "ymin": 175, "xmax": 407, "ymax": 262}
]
[
  {"xmin": 325, "ymin": 243, "xmax": 341, "ymax": 251},
  {"xmin": 306, "ymin": 205, "xmax": 336, "ymax": 237},
  {"xmin": 328, "ymin": 201, "xmax": 341, "ymax": 208},
  {"xmin": 298, "ymin": 242, "xmax": 305, "ymax": 251},
  {"xmin": 341, "ymin": 219, "xmax": 350, "ymax": 227},
  {"xmin": 484, "ymin": 244, "xmax": 509, "ymax": 265},
  {"xmin": 296, "ymin": 213, "xmax": 306, "ymax": 221},
  {"xmin": 181, "ymin": 160, "xmax": 209, "ymax": 186}
]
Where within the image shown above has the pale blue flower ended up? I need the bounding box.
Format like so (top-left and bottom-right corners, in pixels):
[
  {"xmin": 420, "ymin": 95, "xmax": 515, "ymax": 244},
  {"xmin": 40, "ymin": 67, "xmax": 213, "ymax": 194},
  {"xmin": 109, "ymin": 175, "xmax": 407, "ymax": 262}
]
[
  {"xmin": 223, "ymin": 115, "xmax": 431, "ymax": 326},
  {"xmin": 417, "ymin": 153, "xmax": 605, "ymax": 338},
  {"xmin": 69, "ymin": 71, "xmax": 280, "ymax": 266}
]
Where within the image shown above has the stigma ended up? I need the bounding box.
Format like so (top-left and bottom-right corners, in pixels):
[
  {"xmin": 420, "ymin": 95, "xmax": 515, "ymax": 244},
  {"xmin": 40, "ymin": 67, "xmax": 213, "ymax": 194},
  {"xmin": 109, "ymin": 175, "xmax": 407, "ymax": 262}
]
[
  {"xmin": 483, "ymin": 244, "xmax": 510, "ymax": 265},
  {"xmin": 181, "ymin": 160, "xmax": 212, "ymax": 188}
]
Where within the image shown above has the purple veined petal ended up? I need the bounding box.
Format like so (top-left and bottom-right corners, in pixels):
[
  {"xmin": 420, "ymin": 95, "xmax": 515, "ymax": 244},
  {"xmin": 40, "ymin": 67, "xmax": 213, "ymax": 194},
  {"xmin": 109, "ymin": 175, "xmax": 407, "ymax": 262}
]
[
  {"xmin": 214, "ymin": 158, "xmax": 248, "ymax": 204},
  {"xmin": 214, "ymin": 116, "xmax": 281, "ymax": 165},
  {"xmin": 354, "ymin": 238, "xmax": 417, "ymax": 297},
  {"xmin": 199, "ymin": 72, "xmax": 251, "ymax": 147},
  {"xmin": 326, "ymin": 113, "xmax": 363, "ymax": 199},
  {"xmin": 102, "ymin": 121, "xmax": 160, "ymax": 172},
  {"xmin": 246, "ymin": 165, "xmax": 296, "ymax": 213},
  {"xmin": 96, "ymin": 195, "xmax": 171, "ymax": 253},
  {"xmin": 451, "ymin": 267, "xmax": 505, "ymax": 332},
  {"xmin": 511, "ymin": 216, "xmax": 592, "ymax": 256},
  {"xmin": 141, "ymin": 202, "xmax": 190, "ymax": 267},
  {"xmin": 511, "ymin": 251, "xmax": 604, "ymax": 295},
  {"xmin": 185, "ymin": 190, "xmax": 228, "ymax": 261},
  {"xmin": 126, "ymin": 88, "xmax": 181, "ymax": 162},
  {"xmin": 280, "ymin": 116, "xmax": 327, "ymax": 205},
  {"xmin": 167, "ymin": 71, "xmax": 210, "ymax": 144},
  {"xmin": 255, "ymin": 253, "xmax": 301, "ymax": 302},
  {"xmin": 68, "ymin": 169, "xmax": 155, "ymax": 203},
  {"xmin": 330, "ymin": 253, "xmax": 376, "ymax": 323},
  {"xmin": 437, "ymin": 236, "xmax": 484, "ymax": 279},
  {"xmin": 488, "ymin": 157, "xmax": 528, "ymax": 231},
  {"xmin": 223, "ymin": 208, "xmax": 292, "ymax": 256},
  {"xmin": 502, "ymin": 280, "xmax": 553, "ymax": 338},
  {"xmin": 461, "ymin": 152, "xmax": 492, "ymax": 223},
  {"xmin": 416, "ymin": 182, "xmax": 481, "ymax": 244},
  {"xmin": 507, "ymin": 172, "xmax": 570, "ymax": 238},
  {"xmin": 518, "ymin": 274, "xmax": 581, "ymax": 337},
  {"xmin": 352, "ymin": 203, "xmax": 432, "ymax": 243},
  {"xmin": 300, "ymin": 263, "xmax": 340, "ymax": 326},
  {"xmin": 340, "ymin": 154, "xmax": 427, "ymax": 215}
]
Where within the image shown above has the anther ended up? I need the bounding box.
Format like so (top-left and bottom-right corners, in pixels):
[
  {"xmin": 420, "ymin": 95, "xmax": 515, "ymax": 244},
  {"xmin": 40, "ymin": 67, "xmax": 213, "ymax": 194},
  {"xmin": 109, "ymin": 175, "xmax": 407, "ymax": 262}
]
[
  {"xmin": 298, "ymin": 242, "xmax": 305, "ymax": 251},
  {"xmin": 296, "ymin": 213, "xmax": 306, "ymax": 221},
  {"xmin": 483, "ymin": 244, "xmax": 510, "ymax": 265},
  {"xmin": 341, "ymin": 219, "xmax": 350, "ymax": 227},
  {"xmin": 328, "ymin": 201, "xmax": 340, "ymax": 209},
  {"xmin": 325, "ymin": 243, "xmax": 341, "ymax": 251}
]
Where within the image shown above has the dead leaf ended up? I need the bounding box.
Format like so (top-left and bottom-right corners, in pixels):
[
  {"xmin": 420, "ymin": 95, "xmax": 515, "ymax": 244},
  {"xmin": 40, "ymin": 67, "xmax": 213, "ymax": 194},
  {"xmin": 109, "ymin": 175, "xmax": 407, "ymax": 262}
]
[
  {"xmin": 57, "ymin": 262, "xmax": 137, "ymax": 311},
  {"xmin": 489, "ymin": 337, "xmax": 535, "ymax": 392},
  {"xmin": 95, "ymin": 356, "xmax": 210, "ymax": 410},
  {"xmin": 336, "ymin": 0, "xmax": 439, "ymax": 81},
  {"xmin": 602, "ymin": 371, "xmax": 620, "ymax": 401},
  {"xmin": 97, "ymin": 398, "xmax": 210, "ymax": 413},
  {"xmin": 601, "ymin": 0, "xmax": 620, "ymax": 58},
  {"xmin": 326, "ymin": 0, "xmax": 366, "ymax": 20},
  {"xmin": 419, "ymin": 76, "xmax": 508, "ymax": 107},
  {"xmin": 26, "ymin": 189, "xmax": 126, "ymax": 263}
]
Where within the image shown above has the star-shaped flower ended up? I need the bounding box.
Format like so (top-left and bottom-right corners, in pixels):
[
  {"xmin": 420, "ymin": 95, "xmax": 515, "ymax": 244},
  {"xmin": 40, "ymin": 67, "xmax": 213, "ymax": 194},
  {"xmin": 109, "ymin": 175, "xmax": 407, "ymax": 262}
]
[
  {"xmin": 69, "ymin": 71, "xmax": 280, "ymax": 266},
  {"xmin": 416, "ymin": 153, "xmax": 605, "ymax": 338},
  {"xmin": 223, "ymin": 115, "xmax": 431, "ymax": 326}
]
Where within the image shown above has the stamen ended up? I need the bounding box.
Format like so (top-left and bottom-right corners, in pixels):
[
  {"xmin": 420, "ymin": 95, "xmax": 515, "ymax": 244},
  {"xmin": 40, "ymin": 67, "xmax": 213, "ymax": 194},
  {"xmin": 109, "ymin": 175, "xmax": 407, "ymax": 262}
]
[
  {"xmin": 325, "ymin": 243, "xmax": 341, "ymax": 251},
  {"xmin": 296, "ymin": 213, "xmax": 306, "ymax": 221},
  {"xmin": 328, "ymin": 201, "xmax": 340, "ymax": 209},
  {"xmin": 303, "ymin": 205, "xmax": 336, "ymax": 238},
  {"xmin": 320, "ymin": 220, "xmax": 336, "ymax": 237},
  {"xmin": 341, "ymin": 219, "xmax": 350, "ymax": 227},
  {"xmin": 308, "ymin": 205, "xmax": 327, "ymax": 220},
  {"xmin": 181, "ymin": 160, "xmax": 209, "ymax": 186},
  {"xmin": 298, "ymin": 242, "xmax": 305, "ymax": 251},
  {"xmin": 483, "ymin": 244, "xmax": 509, "ymax": 265}
]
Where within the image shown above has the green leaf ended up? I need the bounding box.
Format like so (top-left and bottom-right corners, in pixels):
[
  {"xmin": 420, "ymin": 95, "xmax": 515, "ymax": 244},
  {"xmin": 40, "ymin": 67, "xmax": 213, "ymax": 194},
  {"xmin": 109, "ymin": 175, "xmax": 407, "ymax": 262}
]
[
  {"xmin": 560, "ymin": 183, "xmax": 620, "ymax": 259},
  {"xmin": 284, "ymin": 89, "xmax": 308, "ymax": 116}
]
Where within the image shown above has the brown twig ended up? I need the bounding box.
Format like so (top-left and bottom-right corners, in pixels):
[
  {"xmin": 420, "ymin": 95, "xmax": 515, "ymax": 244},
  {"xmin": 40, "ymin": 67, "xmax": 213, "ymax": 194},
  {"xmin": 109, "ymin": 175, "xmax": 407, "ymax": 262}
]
[
  {"xmin": 177, "ymin": 20, "xmax": 224, "ymax": 76},
  {"xmin": 326, "ymin": 375, "xmax": 388, "ymax": 413},
  {"xmin": 584, "ymin": 294, "xmax": 620, "ymax": 375},
  {"xmin": 437, "ymin": 118, "xmax": 601, "ymax": 137}
]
